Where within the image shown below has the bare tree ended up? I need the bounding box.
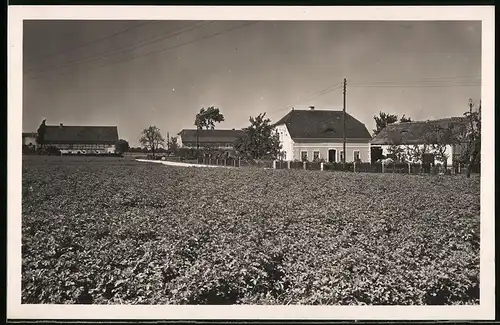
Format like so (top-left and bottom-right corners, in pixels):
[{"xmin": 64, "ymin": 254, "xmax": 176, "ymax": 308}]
[{"xmin": 139, "ymin": 125, "xmax": 165, "ymax": 159}]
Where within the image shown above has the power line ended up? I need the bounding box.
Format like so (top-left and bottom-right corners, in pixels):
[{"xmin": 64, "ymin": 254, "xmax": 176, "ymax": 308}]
[
  {"xmin": 25, "ymin": 21, "xmax": 212, "ymax": 76},
  {"xmin": 351, "ymin": 83, "xmax": 480, "ymax": 88},
  {"xmin": 26, "ymin": 21, "xmax": 258, "ymax": 82},
  {"xmin": 349, "ymin": 76, "xmax": 481, "ymax": 87},
  {"xmin": 24, "ymin": 20, "xmax": 154, "ymax": 66}
]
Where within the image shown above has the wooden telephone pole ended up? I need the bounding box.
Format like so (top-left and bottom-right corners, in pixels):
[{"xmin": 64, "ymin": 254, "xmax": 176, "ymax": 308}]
[{"xmin": 342, "ymin": 78, "xmax": 347, "ymax": 170}]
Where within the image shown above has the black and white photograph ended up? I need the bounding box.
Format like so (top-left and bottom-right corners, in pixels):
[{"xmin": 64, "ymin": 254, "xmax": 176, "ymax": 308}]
[{"xmin": 8, "ymin": 5, "xmax": 495, "ymax": 321}]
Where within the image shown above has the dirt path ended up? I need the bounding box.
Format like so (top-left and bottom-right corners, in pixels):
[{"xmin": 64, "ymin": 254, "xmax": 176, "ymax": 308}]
[{"xmin": 135, "ymin": 159, "xmax": 235, "ymax": 168}]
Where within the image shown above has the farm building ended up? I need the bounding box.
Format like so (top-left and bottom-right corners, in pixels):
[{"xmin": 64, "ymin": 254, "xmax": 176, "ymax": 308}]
[
  {"xmin": 177, "ymin": 129, "xmax": 245, "ymax": 149},
  {"xmin": 41, "ymin": 124, "xmax": 119, "ymax": 153},
  {"xmin": 22, "ymin": 132, "xmax": 37, "ymax": 146},
  {"xmin": 273, "ymin": 107, "xmax": 372, "ymax": 162},
  {"xmin": 370, "ymin": 117, "xmax": 469, "ymax": 166}
]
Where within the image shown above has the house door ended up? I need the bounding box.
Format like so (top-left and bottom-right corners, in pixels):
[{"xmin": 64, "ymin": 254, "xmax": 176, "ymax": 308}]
[{"xmin": 328, "ymin": 149, "xmax": 337, "ymax": 163}]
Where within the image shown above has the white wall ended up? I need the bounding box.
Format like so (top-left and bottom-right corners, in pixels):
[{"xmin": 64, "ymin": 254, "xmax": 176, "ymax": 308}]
[
  {"xmin": 274, "ymin": 124, "xmax": 294, "ymax": 161},
  {"xmin": 379, "ymin": 144, "xmax": 454, "ymax": 166},
  {"xmin": 23, "ymin": 136, "xmax": 36, "ymax": 146},
  {"xmin": 293, "ymin": 142, "xmax": 371, "ymax": 162}
]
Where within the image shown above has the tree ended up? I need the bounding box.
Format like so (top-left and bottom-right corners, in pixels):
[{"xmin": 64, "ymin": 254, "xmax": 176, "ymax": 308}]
[
  {"xmin": 35, "ymin": 119, "xmax": 47, "ymax": 149},
  {"xmin": 453, "ymin": 99, "xmax": 481, "ymax": 178},
  {"xmin": 139, "ymin": 125, "xmax": 165, "ymax": 158},
  {"xmin": 400, "ymin": 115, "xmax": 412, "ymax": 123},
  {"xmin": 167, "ymin": 136, "xmax": 179, "ymax": 154},
  {"xmin": 194, "ymin": 106, "xmax": 225, "ymax": 155},
  {"xmin": 234, "ymin": 113, "xmax": 282, "ymax": 160},
  {"xmin": 114, "ymin": 139, "xmax": 130, "ymax": 154},
  {"xmin": 373, "ymin": 112, "xmax": 398, "ymax": 136}
]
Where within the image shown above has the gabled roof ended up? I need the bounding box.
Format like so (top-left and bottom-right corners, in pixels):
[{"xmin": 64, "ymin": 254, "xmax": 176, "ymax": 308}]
[
  {"xmin": 178, "ymin": 129, "xmax": 245, "ymax": 143},
  {"xmin": 273, "ymin": 109, "xmax": 371, "ymax": 141},
  {"xmin": 44, "ymin": 125, "xmax": 119, "ymax": 144},
  {"xmin": 370, "ymin": 117, "xmax": 468, "ymax": 145}
]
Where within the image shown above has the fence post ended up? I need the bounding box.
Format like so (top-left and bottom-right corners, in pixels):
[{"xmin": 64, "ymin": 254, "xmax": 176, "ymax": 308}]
[
  {"xmin": 287, "ymin": 161, "xmax": 291, "ymax": 169},
  {"xmin": 320, "ymin": 162, "xmax": 324, "ymax": 171},
  {"xmin": 420, "ymin": 161, "xmax": 423, "ymax": 174},
  {"xmin": 353, "ymin": 162, "xmax": 356, "ymax": 173},
  {"xmin": 303, "ymin": 161, "xmax": 307, "ymax": 170},
  {"xmin": 233, "ymin": 159, "xmax": 236, "ymax": 167},
  {"xmin": 458, "ymin": 163, "xmax": 461, "ymax": 174},
  {"xmin": 273, "ymin": 160, "xmax": 276, "ymax": 169},
  {"xmin": 408, "ymin": 162, "xmax": 411, "ymax": 174},
  {"xmin": 382, "ymin": 163, "xmax": 385, "ymax": 173},
  {"xmin": 238, "ymin": 158, "xmax": 240, "ymax": 167}
]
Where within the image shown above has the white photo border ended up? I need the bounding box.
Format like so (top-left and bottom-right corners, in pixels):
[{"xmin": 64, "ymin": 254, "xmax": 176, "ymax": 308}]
[{"xmin": 7, "ymin": 5, "xmax": 495, "ymax": 320}]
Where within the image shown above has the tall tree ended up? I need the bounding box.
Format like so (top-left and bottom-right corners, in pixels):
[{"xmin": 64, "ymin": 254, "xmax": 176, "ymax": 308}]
[
  {"xmin": 455, "ymin": 99, "xmax": 481, "ymax": 178},
  {"xmin": 373, "ymin": 112, "xmax": 398, "ymax": 136},
  {"xmin": 139, "ymin": 125, "xmax": 165, "ymax": 159},
  {"xmin": 234, "ymin": 113, "xmax": 282, "ymax": 160},
  {"xmin": 35, "ymin": 119, "xmax": 47, "ymax": 149},
  {"xmin": 167, "ymin": 136, "xmax": 179, "ymax": 153},
  {"xmin": 194, "ymin": 106, "xmax": 225, "ymax": 155}
]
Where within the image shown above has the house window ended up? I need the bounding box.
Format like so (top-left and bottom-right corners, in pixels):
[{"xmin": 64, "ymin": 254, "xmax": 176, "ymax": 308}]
[
  {"xmin": 301, "ymin": 151, "xmax": 308, "ymax": 162},
  {"xmin": 353, "ymin": 150, "xmax": 360, "ymax": 162},
  {"xmin": 313, "ymin": 151, "xmax": 320, "ymax": 161}
]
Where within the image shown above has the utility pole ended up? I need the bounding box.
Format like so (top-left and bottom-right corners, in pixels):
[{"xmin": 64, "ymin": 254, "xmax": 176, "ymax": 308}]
[{"xmin": 343, "ymin": 77, "xmax": 347, "ymax": 170}]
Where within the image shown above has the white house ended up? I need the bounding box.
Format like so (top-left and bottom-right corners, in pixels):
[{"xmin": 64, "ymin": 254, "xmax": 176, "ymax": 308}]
[
  {"xmin": 370, "ymin": 117, "xmax": 469, "ymax": 166},
  {"xmin": 273, "ymin": 107, "xmax": 372, "ymax": 162},
  {"xmin": 22, "ymin": 132, "xmax": 37, "ymax": 146}
]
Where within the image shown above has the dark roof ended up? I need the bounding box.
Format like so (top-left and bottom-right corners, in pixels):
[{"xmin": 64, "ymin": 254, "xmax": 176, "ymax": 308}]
[
  {"xmin": 273, "ymin": 109, "xmax": 371, "ymax": 141},
  {"xmin": 22, "ymin": 132, "xmax": 37, "ymax": 137},
  {"xmin": 44, "ymin": 125, "xmax": 119, "ymax": 144},
  {"xmin": 370, "ymin": 117, "xmax": 468, "ymax": 145},
  {"xmin": 178, "ymin": 129, "xmax": 245, "ymax": 143}
]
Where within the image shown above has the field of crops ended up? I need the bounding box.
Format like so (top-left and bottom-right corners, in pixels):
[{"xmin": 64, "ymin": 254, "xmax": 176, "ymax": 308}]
[{"xmin": 21, "ymin": 156, "xmax": 480, "ymax": 305}]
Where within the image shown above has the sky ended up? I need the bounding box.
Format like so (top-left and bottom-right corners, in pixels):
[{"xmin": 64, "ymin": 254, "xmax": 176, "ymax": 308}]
[{"xmin": 23, "ymin": 20, "xmax": 481, "ymax": 147}]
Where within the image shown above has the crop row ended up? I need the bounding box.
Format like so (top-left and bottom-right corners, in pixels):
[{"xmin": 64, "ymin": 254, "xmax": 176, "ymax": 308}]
[{"xmin": 21, "ymin": 156, "xmax": 480, "ymax": 305}]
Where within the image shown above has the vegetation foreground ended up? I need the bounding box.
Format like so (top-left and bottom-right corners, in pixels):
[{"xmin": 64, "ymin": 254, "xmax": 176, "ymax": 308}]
[{"xmin": 22, "ymin": 156, "xmax": 480, "ymax": 305}]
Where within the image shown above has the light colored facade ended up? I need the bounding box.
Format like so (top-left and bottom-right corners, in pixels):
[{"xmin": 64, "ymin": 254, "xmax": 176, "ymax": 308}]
[
  {"xmin": 378, "ymin": 143, "xmax": 465, "ymax": 166},
  {"xmin": 293, "ymin": 141, "xmax": 371, "ymax": 163}
]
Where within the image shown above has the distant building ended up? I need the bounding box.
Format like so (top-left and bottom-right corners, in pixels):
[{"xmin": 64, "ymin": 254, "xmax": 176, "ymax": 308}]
[
  {"xmin": 177, "ymin": 129, "xmax": 245, "ymax": 150},
  {"xmin": 273, "ymin": 107, "xmax": 372, "ymax": 162},
  {"xmin": 22, "ymin": 132, "xmax": 37, "ymax": 146},
  {"xmin": 370, "ymin": 117, "xmax": 469, "ymax": 166},
  {"xmin": 40, "ymin": 123, "xmax": 119, "ymax": 153}
]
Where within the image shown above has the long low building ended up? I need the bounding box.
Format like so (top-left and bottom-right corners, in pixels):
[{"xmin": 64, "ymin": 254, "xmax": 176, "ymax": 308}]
[
  {"xmin": 37, "ymin": 123, "xmax": 119, "ymax": 152},
  {"xmin": 370, "ymin": 117, "xmax": 469, "ymax": 166},
  {"xmin": 177, "ymin": 129, "xmax": 245, "ymax": 149}
]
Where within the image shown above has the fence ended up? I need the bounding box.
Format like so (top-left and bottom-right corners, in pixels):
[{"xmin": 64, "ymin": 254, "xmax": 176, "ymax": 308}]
[
  {"xmin": 271, "ymin": 160, "xmax": 478, "ymax": 175},
  {"xmin": 139, "ymin": 154, "xmax": 479, "ymax": 175}
]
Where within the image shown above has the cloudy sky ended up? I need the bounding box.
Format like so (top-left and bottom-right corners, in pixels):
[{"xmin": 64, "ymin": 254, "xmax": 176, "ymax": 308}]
[{"xmin": 23, "ymin": 20, "xmax": 481, "ymax": 146}]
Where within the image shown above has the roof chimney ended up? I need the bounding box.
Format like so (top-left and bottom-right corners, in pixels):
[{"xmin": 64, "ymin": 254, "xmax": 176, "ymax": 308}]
[
  {"xmin": 291, "ymin": 107, "xmax": 294, "ymax": 111},
  {"xmin": 309, "ymin": 106, "xmax": 315, "ymax": 110},
  {"xmin": 59, "ymin": 123, "xmax": 63, "ymax": 127}
]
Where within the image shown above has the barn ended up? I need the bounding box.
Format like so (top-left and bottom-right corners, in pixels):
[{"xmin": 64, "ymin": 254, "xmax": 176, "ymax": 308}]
[{"xmin": 42, "ymin": 124, "xmax": 119, "ymax": 153}]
